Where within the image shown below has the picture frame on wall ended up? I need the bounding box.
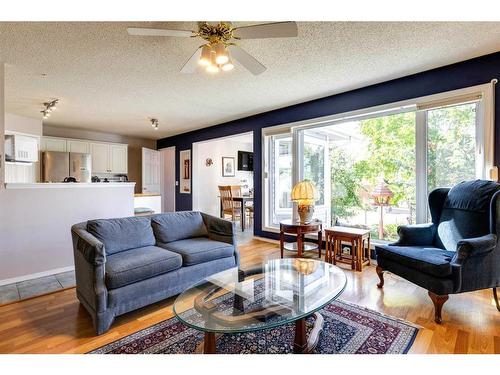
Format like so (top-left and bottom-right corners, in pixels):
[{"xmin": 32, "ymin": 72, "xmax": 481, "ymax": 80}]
[
  {"xmin": 179, "ymin": 149, "xmax": 191, "ymax": 194},
  {"xmin": 222, "ymin": 157, "xmax": 235, "ymax": 177}
]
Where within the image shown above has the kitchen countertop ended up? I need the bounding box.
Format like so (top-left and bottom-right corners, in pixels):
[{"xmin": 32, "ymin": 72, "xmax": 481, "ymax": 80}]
[
  {"xmin": 134, "ymin": 193, "xmax": 161, "ymax": 197},
  {"xmin": 5, "ymin": 182, "xmax": 136, "ymax": 189}
]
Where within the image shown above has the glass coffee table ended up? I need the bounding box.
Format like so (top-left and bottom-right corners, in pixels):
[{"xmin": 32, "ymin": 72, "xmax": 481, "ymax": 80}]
[{"xmin": 173, "ymin": 258, "xmax": 347, "ymax": 354}]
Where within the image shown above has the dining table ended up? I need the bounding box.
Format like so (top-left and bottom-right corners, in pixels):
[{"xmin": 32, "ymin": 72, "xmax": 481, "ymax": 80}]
[{"xmin": 219, "ymin": 195, "xmax": 254, "ymax": 231}]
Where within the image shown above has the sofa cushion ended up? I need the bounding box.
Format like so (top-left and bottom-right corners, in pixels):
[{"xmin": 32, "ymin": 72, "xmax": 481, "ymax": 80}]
[
  {"xmin": 158, "ymin": 237, "xmax": 234, "ymax": 266},
  {"xmin": 88, "ymin": 216, "xmax": 156, "ymax": 255},
  {"xmin": 151, "ymin": 211, "xmax": 208, "ymax": 243},
  {"xmin": 376, "ymin": 245, "xmax": 455, "ymax": 277},
  {"xmin": 105, "ymin": 246, "xmax": 182, "ymax": 289}
]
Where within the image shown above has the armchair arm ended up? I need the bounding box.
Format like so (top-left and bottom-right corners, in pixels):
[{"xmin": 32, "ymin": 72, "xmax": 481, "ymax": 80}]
[
  {"xmin": 71, "ymin": 223, "xmax": 106, "ymax": 265},
  {"xmin": 453, "ymin": 234, "xmax": 497, "ymax": 263},
  {"xmin": 391, "ymin": 223, "xmax": 435, "ymax": 246}
]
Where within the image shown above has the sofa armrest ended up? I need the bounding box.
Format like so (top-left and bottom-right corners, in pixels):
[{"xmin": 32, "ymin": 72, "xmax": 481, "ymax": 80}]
[
  {"xmin": 71, "ymin": 223, "xmax": 106, "ymax": 265},
  {"xmin": 201, "ymin": 213, "xmax": 240, "ymax": 266},
  {"xmin": 391, "ymin": 223, "xmax": 435, "ymax": 246},
  {"xmin": 201, "ymin": 213, "xmax": 236, "ymax": 245},
  {"xmin": 453, "ymin": 234, "xmax": 497, "ymax": 263}
]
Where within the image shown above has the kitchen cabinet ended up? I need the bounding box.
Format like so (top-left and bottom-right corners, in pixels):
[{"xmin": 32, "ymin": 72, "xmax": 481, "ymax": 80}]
[
  {"xmin": 90, "ymin": 143, "xmax": 111, "ymax": 173},
  {"xmin": 90, "ymin": 142, "xmax": 128, "ymax": 174},
  {"xmin": 67, "ymin": 139, "xmax": 90, "ymax": 154},
  {"xmin": 109, "ymin": 144, "xmax": 128, "ymax": 173},
  {"xmin": 41, "ymin": 136, "xmax": 128, "ymax": 174},
  {"xmin": 41, "ymin": 137, "xmax": 67, "ymax": 152}
]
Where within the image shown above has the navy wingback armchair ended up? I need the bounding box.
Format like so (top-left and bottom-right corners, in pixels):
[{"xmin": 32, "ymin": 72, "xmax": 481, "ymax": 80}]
[{"xmin": 375, "ymin": 180, "xmax": 500, "ymax": 324}]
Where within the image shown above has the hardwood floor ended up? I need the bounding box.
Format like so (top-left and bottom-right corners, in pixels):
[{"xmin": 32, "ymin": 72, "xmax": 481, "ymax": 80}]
[{"xmin": 0, "ymin": 238, "xmax": 498, "ymax": 354}]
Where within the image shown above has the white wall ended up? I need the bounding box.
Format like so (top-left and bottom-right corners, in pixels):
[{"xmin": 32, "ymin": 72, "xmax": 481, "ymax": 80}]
[
  {"xmin": 193, "ymin": 133, "xmax": 253, "ymax": 217},
  {"xmin": 5, "ymin": 113, "xmax": 42, "ymax": 137},
  {"xmin": 0, "ymin": 184, "xmax": 135, "ymax": 284},
  {"xmin": 0, "ymin": 63, "xmax": 5, "ymax": 186}
]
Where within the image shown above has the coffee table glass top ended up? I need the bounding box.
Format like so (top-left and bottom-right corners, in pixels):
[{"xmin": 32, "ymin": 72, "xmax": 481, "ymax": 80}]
[{"xmin": 173, "ymin": 258, "xmax": 347, "ymax": 334}]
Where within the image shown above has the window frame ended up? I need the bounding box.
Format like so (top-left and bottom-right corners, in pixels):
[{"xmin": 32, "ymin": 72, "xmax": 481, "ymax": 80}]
[{"xmin": 262, "ymin": 83, "xmax": 495, "ymax": 235}]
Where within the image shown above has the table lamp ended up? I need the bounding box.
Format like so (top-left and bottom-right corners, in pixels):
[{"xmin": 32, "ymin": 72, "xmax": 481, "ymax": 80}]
[{"xmin": 291, "ymin": 180, "xmax": 319, "ymax": 224}]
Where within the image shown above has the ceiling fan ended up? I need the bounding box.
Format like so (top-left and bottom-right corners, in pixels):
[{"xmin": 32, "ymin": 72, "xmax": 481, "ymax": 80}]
[{"xmin": 127, "ymin": 21, "xmax": 298, "ymax": 75}]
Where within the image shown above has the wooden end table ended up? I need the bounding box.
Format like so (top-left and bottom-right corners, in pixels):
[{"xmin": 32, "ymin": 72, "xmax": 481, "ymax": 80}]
[
  {"xmin": 279, "ymin": 219, "xmax": 322, "ymax": 259},
  {"xmin": 325, "ymin": 226, "xmax": 371, "ymax": 271}
]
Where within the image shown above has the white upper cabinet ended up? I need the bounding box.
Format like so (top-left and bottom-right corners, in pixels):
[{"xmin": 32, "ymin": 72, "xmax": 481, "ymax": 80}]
[
  {"xmin": 109, "ymin": 144, "xmax": 128, "ymax": 174},
  {"xmin": 41, "ymin": 136, "xmax": 128, "ymax": 174},
  {"xmin": 41, "ymin": 137, "xmax": 67, "ymax": 152},
  {"xmin": 67, "ymin": 139, "xmax": 90, "ymax": 154},
  {"xmin": 90, "ymin": 142, "xmax": 110, "ymax": 173}
]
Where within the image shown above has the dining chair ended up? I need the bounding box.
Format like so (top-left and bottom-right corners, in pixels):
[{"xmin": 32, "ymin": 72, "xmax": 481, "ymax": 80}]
[
  {"xmin": 218, "ymin": 185, "xmax": 242, "ymax": 223},
  {"xmin": 231, "ymin": 185, "xmax": 253, "ymax": 223}
]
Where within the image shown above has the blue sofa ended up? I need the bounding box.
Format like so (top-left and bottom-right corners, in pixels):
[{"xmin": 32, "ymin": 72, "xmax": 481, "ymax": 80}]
[
  {"xmin": 375, "ymin": 180, "xmax": 500, "ymax": 324},
  {"xmin": 71, "ymin": 211, "xmax": 239, "ymax": 334}
]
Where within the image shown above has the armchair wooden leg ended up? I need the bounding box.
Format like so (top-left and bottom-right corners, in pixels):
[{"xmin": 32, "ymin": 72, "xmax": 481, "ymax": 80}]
[
  {"xmin": 428, "ymin": 291, "xmax": 449, "ymax": 324},
  {"xmin": 376, "ymin": 266, "xmax": 384, "ymax": 288},
  {"xmin": 493, "ymin": 288, "xmax": 500, "ymax": 312}
]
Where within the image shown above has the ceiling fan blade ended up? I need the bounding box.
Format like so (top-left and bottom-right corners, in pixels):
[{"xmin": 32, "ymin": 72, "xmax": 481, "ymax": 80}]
[
  {"xmin": 127, "ymin": 27, "xmax": 194, "ymax": 37},
  {"xmin": 180, "ymin": 47, "xmax": 202, "ymax": 74},
  {"xmin": 229, "ymin": 45, "xmax": 266, "ymax": 75},
  {"xmin": 232, "ymin": 22, "xmax": 298, "ymax": 39}
]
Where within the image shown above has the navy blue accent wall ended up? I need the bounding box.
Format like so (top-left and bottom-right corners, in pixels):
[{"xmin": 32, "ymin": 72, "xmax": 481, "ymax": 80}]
[{"xmin": 157, "ymin": 51, "xmax": 500, "ymax": 240}]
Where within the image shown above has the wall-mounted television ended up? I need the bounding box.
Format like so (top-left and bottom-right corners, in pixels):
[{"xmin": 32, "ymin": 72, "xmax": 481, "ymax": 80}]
[{"xmin": 238, "ymin": 151, "xmax": 253, "ymax": 171}]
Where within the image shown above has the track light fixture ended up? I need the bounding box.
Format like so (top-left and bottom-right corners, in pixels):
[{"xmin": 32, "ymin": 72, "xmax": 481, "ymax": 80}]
[
  {"xmin": 150, "ymin": 118, "xmax": 159, "ymax": 130},
  {"xmin": 41, "ymin": 99, "xmax": 59, "ymax": 119}
]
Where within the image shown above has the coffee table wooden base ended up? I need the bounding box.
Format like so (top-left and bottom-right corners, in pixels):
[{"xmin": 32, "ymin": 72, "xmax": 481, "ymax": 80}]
[
  {"xmin": 293, "ymin": 312, "xmax": 324, "ymax": 354},
  {"xmin": 197, "ymin": 312, "xmax": 324, "ymax": 354}
]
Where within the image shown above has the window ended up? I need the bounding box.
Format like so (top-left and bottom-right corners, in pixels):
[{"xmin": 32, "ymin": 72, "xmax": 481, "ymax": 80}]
[
  {"xmin": 426, "ymin": 102, "xmax": 478, "ymax": 193},
  {"xmin": 262, "ymin": 83, "xmax": 494, "ymax": 238},
  {"xmin": 298, "ymin": 111, "xmax": 416, "ymax": 240},
  {"xmin": 264, "ymin": 134, "xmax": 293, "ymax": 227}
]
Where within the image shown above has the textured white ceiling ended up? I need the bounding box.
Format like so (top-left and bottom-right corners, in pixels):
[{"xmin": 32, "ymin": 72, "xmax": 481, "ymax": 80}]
[{"xmin": 1, "ymin": 22, "xmax": 499, "ymax": 140}]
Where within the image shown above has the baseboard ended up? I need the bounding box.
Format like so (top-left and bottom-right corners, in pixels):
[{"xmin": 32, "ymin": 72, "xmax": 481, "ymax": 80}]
[
  {"xmin": 0, "ymin": 266, "xmax": 75, "ymax": 286},
  {"xmin": 252, "ymin": 236, "xmax": 279, "ymax": 244}
]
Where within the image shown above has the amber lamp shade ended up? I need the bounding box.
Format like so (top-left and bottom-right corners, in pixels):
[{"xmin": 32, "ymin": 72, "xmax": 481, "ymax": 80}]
[
  {"xmin": 294, "ymin": 258, "xmax": 317, "ymax": 275},
  {"xmin": 291, "ymin": 180, "xmax": 319, "ymax": 224}
]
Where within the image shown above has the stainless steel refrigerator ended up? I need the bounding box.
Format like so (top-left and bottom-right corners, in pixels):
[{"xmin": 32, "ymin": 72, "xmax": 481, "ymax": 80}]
[{"xmin": 42, "ymin": 151, "xmax": 92, "ymax": 182}]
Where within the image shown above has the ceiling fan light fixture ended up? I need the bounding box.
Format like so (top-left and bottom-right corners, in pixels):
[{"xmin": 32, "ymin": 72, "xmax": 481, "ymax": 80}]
[
  {"xmin": 198, "ymin": 45, "xmax": 212, "ymax": 66},
  {"xmin": 221, "ymin": 59, "xmax": 234, "ymax": 72},
  {"xmin": 214, "ymin": 43, "xmax": 229, "ymax": 65},
  {"xmin": 206, "ymin": 64, "xmax": 220, "ymax": 74}
]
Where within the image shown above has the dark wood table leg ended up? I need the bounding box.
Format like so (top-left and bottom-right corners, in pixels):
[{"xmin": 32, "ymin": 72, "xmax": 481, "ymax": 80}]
[
  {"xmin": 297, "ymin": 229, "xmax": 303, "ymax": 258},
  {"xmin": 293, "ymin": 312, "xmax": 324, "ymax": 354},
  {"xmin": 241, "ymin": 200, "xmax": 245, "ymax": 232},
  {"xmin": 318, "ymin": 230, "xmax": 322, "ymax": 259},
  {"xmin": 293, "ymin": 317, "xmax": 307, "ymax": 353},
  {"xmin": 280, "ymin": 228, "xmax": 285, "ymax": 258},
  {"xmin": 203, "ymin": 332, "xmax": 216, "ymax": 354}
]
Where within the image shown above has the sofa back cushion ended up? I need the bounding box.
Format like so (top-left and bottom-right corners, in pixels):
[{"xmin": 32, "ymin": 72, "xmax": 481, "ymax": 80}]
[
  {"xmin": 151, "ymin": 211, "xmax": 208, "ymax": 243},
  {"xmin": 436, "ymin": 180, "xmax": 500, "ymax": 251},
  {"xmin": 87, "ymin": 216, "xmax": 156, "ymax": 255}
]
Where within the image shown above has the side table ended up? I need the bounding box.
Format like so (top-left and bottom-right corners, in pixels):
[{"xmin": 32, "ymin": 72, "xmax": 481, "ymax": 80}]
[
  {"xmin": 325, "ymin": 226, "xmax": 371, "ymax": 271},
  {"xmin": 279, "ymin": 219, "xmax": 322, "ymax": 258}
]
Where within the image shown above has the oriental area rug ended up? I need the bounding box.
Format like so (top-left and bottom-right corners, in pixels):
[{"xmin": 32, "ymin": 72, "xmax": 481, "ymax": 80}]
[{"xmin": 89, "ymin": 300, "xmax": 419, "ymax": 354}]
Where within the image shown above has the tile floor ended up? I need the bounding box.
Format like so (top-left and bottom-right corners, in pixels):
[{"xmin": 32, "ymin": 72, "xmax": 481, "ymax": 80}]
[{"xmin": 0, "ymin": 271, "xmax": 76, "ymax": 305}]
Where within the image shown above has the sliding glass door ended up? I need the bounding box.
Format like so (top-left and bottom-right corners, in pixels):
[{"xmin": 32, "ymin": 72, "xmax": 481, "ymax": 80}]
[
  {"xmin": 263, "ymin": 84, "xmax": 491, "ymax": 239},
  {"xmin": 296, "ymin": 111, "xmax": 416, "ymax": 241},
  {"xmin": 294, "ymin": 101, "xmax": 482, "ymax": 241}
]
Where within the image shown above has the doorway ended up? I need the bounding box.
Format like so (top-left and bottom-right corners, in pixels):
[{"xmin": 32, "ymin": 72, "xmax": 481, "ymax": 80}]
[
  {"xmin": 192, "ymin": 132, "xmax": 254, "ymax": 239},
  {"xmin": 160, "ymin": 146, "xmax": 176, "ymax": 212}
]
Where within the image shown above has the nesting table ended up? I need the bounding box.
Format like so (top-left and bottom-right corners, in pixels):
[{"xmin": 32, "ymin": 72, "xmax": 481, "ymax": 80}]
[{"xmin": 325, "ymin": 226, "xmax": 371, "ymax": 272}]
